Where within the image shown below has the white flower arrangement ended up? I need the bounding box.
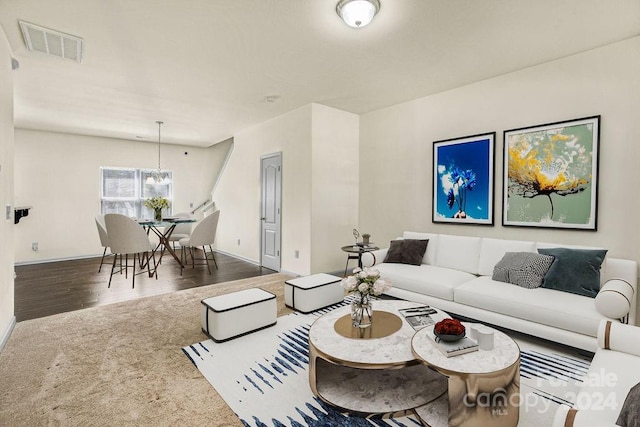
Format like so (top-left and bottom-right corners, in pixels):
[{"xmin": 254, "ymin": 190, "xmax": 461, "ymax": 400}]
[{"xmin": 341, "ymin": 267, "xmax": 391, "ymax": 299}]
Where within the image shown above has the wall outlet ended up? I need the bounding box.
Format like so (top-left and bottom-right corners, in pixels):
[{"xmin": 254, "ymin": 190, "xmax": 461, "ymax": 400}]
[
  {"xmin": 32, "ymin": 242, "xmax": 38, "ymax": 251},
  {"xmin": 295, "ymin": 250, "xmax": 299, "ymax": 259}
]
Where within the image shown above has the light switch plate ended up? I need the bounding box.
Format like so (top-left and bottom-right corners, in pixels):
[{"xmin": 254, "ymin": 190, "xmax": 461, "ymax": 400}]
[{"xmin": 6, "ymin": 205, "xmax": 11, "ymax": 220}]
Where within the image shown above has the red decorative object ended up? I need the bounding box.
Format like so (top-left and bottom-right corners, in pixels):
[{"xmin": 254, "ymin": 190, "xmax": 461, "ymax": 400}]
[{"xmin": 434, "ymin": 318, "xmax": 465, "ymax": 336}]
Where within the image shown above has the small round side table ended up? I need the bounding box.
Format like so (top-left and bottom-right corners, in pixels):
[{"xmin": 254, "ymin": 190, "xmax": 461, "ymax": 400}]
[{"xmin": 341, "ymin": 244, "xmax": 379, "ymax": 276}]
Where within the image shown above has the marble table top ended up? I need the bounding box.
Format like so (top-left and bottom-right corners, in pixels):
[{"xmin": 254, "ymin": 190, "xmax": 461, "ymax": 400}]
[
  {"xmin": 309, "ymin": 299, "xmax": 449, "ymax": 366},
  {"xmin": 411, "ymin": 322, "xmax": 520, "ymax": 375}
]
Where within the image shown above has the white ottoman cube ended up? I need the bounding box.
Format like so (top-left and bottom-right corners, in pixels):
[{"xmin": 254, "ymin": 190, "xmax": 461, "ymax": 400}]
[
  {"xmin": 201, "ymin": 288, "xmax": 277, "ymax": 342},
  {"xmin": 285, "ymin": 273, "xmax": 344, "ymax": 313}
]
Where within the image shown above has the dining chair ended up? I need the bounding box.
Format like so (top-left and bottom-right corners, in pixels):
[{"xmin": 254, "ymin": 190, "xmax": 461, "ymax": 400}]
[
  {"xmin": 179, "ymin": 210, "xmax": 220, "ymax": 275},
  {"xmin": 166, "ymin": 211, "xmax": 194, "ymax": 250},
  {"xmin": 94, "ymin": 214, "xmax": 111, "ymax": 272},
  {"xmin": 104, "ymin": 213, "xmax": 158, "ymax": 288}
]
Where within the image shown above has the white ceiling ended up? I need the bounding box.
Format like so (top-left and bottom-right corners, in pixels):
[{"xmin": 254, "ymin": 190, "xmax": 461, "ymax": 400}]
[{"xmin": 1, "ymin": 0, "xmax": 639, "ymax": 147}]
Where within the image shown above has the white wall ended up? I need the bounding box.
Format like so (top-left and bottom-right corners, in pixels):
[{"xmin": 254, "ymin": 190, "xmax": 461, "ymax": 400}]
[
  {"xmin": 215, "ymin": 104, "xmax": 313, "ymax": 273},
  {"xmin": 0, "ymin": 26, "xmax": 15, "ymax": 348},
  {"xmin": 214, "ymin": 103, "xmax": 360, "ymax": 275},
  {"xmin": 360, "ymin": 37, "xmax": 640, "ymax": 273},
  {"xmin": 13, "ymin": 129, "xmax": 226, "ymax": 263},
  {"xmin": 310, "ymin": 104, "xmax": 359, "ymax": 273}
]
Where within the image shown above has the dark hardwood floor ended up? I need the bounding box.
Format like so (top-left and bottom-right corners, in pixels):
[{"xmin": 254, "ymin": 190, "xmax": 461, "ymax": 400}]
[{"xmin": 14, "ymin": 251, "xmax": 275, "ymax": 322}]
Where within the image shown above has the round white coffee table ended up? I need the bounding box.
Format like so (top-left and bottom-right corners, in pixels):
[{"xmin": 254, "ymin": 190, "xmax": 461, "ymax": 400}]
[
  {"xmin": 411, "ymin": 323, "xmax": 520, "ymax": 427},
  {"xmin": 308, "ymin": 300, "xmax": 449, "ymax": 416}
]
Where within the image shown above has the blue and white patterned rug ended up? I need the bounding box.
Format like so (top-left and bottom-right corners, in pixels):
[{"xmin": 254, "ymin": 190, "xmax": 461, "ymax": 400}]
[{"xmin": 182, "ymin": 302, "xmax": 591, "ymax": 426}]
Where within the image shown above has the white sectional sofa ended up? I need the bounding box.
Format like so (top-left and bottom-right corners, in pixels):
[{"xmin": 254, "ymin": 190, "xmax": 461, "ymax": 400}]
[
  {"xmin": 362, "ymin": 232, "xmax": 638, "ymax": 352},
  {"xmin": 552, "ymin": 320, "xmax": 640, "ymax": 426}
]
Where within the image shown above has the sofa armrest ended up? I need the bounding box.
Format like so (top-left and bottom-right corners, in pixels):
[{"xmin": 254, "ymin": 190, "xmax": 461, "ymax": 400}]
[
  {"xmin": 552, "ymin": 405, "xmax": 619, "ymax": 427},
  {"xmin": 603, "ymin": 258, "xmax": 638, "ymax": 325},
  {"xmin": 597, "ymin": 320, "xmax": 640, "ymax": 356},
  {"xmin": 595, "ymin": 279, "xmax": 634, "ymax": 321},
  {"xmin": 362, "ymin": 248, "xmax": 388, "ymax": 267},
  {"xmin": 551, "ymin": 403, "xmax": 572, "ymax": 427}
]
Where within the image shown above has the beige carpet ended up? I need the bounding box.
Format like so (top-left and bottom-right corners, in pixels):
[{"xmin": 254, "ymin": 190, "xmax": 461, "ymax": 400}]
[{"xmin": 0, "ymin": 273, "xmax": 294, "ymax": 426}]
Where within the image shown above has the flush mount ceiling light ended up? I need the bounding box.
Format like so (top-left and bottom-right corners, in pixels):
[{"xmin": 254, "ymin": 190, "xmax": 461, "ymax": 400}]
[
  {"xmin": 336, "ymin": 0, "xmax": 380, "ymax": 28},
  {"xmin": 146, "ymin": 121, "xmax": 172, "ymax": 185}
]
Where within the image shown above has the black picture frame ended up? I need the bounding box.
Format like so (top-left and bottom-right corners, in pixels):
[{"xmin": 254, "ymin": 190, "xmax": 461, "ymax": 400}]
[
  {"xmin": 502, "ymin": 115, "xmax": 601, "ymax": 230},
  {"xmin": 432, "ymin": 132, "xmax": 495, "ymax": 225}
]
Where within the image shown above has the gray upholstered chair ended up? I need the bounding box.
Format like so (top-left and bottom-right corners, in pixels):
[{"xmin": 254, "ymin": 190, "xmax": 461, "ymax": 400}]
[
  {"xmin": 179, "ymin": 210, "xmax": 220, "ymax": 275},
  {"xmin": 104, "ymin": 213, "xmax": 157, "ymax": 288},
  {"xmin": 94, "ymin": 214, "xmax": 111, "ymax": 272}
]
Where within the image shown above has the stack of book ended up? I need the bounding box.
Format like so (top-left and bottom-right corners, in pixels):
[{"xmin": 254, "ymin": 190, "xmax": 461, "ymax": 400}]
[
  {"xmin": 399, "ymin": 306, "xmax": 437, "ymax": 330},
  {"xmin": 432, "ymin": 336, "xmax": 479, "ymax": 357}
]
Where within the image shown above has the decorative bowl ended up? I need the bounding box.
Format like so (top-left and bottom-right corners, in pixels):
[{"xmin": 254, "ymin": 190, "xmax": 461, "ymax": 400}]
[
  {"xmin": 433, "ymin": 330, "xmax": 465, "ymax": 342},
  {"xmin": 433, "ymin": 318, "xmax": 466, "ymax": 342}
]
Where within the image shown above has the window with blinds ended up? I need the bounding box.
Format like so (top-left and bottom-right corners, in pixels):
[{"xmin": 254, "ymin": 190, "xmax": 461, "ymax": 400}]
[{"xmin": 100, "ymin": 167, "xmax": 173, "ymax": 218}]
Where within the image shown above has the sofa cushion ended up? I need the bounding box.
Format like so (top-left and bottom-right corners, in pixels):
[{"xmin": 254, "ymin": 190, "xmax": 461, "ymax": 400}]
[
  {"xmin": 538, "ymin": 247, "xmax": 608, "ymax": 298},
  {"xmin": 492, "ymin": 252, "xmax": 555, "ymax": 289},
  {"xmin": 383, "ymin": 239, "xmax": 429, "ymax": 266},
  {"xmin": 376, "ymin": 263, "xmax": 475, "ymax": 301},
  {"xmin": 435, "ymin": 234, "xmax": 482, "ymax": 275},
  {"xmin": 403, "ymin": 232, "xmax": 438, "ymax": 265},
  {"xmin": 454, "ymin": 276, "xmax": 604, "ymax": 337},
  {"xmin": 478, "ymin": 238, "xmax": 536, "ymax": 276}
]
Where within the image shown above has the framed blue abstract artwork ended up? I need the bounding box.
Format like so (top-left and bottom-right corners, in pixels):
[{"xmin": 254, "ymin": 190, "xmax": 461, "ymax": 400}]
[
  {"xmin": 432, "ymin": 132, "xmax": 495, "ymax": 225},
  {"xmin": 503, "ymin": 116, "xmax": 600, "ymax": 230}
]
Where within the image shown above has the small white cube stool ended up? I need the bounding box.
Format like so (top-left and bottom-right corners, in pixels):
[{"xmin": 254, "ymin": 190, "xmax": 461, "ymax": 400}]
[
  {"xmin": 201, "ymin": 288, "xmax": 277, "ymax": 342},
  {"xmin": 285, "ymin": 273, "xmax": 344, "ymax": 313}
]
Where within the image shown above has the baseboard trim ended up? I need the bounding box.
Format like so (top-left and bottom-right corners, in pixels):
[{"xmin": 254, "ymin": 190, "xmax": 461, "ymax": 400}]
[
  {"xmin": 16, "ymin": 250, "xmax": 286, "ymax": 274},
  {"xmin": 15, "ymin": 253, "xmax": 105, "ymax": 266},
  {"xmin": 0, "ymin": 316, "xmax": 16, "ymax": 354},
  {"xmin": 213, "ymin": 249, "xmax": 260, "ymax": 266},
  {"xmin": 279, "ymin": 269, "xmax": 299, "ymax": 277}
]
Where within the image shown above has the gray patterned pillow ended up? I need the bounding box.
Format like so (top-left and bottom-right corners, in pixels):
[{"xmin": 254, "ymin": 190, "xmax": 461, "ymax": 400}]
[{"xmin": 492, "ymin": 252, "xmax": 555, "ymax": 289}]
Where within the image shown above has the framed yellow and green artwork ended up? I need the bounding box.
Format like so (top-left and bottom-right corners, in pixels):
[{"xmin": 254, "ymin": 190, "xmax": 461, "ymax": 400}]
[{"xmin": 502, "ymin": 116, "xmax": 600, "ymax": 230}]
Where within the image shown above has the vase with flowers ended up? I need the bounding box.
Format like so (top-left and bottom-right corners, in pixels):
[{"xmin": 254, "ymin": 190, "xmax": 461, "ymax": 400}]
[
  {"xmin": 144, "ymin": 196, "xmax": 170, "ymax": 222},
  {"xmin": 341, "ymin": 267, "xmax": 391, "ymax": 328}
]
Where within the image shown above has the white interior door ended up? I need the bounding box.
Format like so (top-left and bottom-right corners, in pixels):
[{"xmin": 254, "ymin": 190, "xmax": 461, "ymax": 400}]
[{"xmin": 260, "ymin": 153, "xmax": 281, "ymax": 271}]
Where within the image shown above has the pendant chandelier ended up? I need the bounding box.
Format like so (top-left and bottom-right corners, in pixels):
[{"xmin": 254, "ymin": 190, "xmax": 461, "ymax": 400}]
[{"xmin": 146, "ymin": 120, "xmax": 171, "ymax": 185}]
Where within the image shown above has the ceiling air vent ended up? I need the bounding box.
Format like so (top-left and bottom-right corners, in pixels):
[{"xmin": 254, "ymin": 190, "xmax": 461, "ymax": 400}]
[{"xmin": 18, "ymin": 20, "xmax": 83, "ymax": 63}]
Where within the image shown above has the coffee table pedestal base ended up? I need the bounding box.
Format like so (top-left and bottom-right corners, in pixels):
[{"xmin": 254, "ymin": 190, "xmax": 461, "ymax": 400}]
[
  {"xmin": 414, "ymin": 363, "xmax": 520, "ymax": 427},
  {"xmin": 310, "ymin": 355, "xmax": 447, "ymax": 416}
]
